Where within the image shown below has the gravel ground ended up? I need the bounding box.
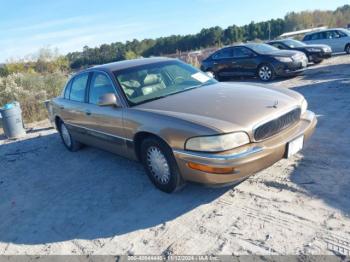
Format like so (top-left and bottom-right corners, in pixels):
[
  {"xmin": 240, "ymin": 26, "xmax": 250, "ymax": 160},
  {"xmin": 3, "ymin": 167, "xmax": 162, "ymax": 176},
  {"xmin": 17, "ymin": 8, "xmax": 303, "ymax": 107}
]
[{"xmin": 0, "ymin": 55, "xmax": 350, "ymax": 255}]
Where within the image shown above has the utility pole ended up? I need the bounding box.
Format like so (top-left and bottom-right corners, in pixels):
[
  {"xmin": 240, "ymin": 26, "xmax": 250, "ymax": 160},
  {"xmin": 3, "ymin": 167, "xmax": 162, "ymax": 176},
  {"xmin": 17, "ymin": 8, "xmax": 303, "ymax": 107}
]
[{"xmin": 268, "ymin": 22, "xmax": 271, "ymax": 40}]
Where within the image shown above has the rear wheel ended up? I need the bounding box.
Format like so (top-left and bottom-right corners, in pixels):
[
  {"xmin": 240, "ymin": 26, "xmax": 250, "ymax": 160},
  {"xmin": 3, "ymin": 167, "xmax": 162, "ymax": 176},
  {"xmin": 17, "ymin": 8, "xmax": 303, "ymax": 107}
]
[
  {"xmin": 58, "ymin": 121, "xmax": 82, "ymax": 152},
  {"xmin": 258, "ymin": 64, "xmax": 275, "ymax": 81},
  {"xmin": 345, "ymin": 44, "xmax": 350, "ymax": 54},
  {"xmin": 140, "ymin": 137, "xmax": 184, "ymax": 193}
]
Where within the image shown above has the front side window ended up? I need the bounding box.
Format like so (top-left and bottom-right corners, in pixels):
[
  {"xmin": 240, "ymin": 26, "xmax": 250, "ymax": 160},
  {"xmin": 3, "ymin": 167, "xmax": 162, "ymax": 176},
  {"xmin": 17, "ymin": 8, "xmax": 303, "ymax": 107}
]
[
  {"xmin": 283, "ymin": 39, "xmax": 305, "ymax": 48},
  {"xmin": 337, "ymin": 30, "xmax": 348, "ymax": 37},
  {"xmin": 310, "ymin": 33, "xmax": 321, "ymax": 40},
  {"xmin": 114, "ymin": 61, "xmax": 217, "ymax": 106},
  {"xmin": 271, "ymin": 43, "xmax": 286, "ymax": 49},
  {"xmin": 89, "ymin": 72, "xmax": 116, "ymax": 104},
  {"xmin": 233, "ymin": 47, "xmax": 254, "ymax": 58},
  {"xmin": 327, "ymin": 30, "xmax": 341, "ymax": 39},
  {"xmin": 245, "ymin": 43, "xmax": 279, "ymax": 54},
  {"xmin": 70, "ymin": 73, "xmax": 89, "ymax": 102}
]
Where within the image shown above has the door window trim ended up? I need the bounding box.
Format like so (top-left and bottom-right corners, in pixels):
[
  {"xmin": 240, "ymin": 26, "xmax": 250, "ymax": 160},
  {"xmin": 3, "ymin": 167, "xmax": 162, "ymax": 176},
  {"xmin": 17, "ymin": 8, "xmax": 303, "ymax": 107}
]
[
  {"xmin": 232, "ymin": 46, "xmax": 255, "ymax": 58},
  {"xmin": 68, "ymin": 72, "xmax": 91, "ymax": 103},
  {"xmin": 88, "ymin": 71, "xmax": 119, "ymax": 105}
]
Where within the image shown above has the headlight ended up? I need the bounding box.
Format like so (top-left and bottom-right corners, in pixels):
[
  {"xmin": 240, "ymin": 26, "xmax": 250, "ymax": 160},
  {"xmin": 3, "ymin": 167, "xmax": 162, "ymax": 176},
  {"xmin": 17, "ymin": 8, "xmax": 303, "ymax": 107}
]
[
  {"xmin": 306, "ymin": 47, "xmax": 321, "ymax": 52},
  {"xmin": 185, "ymin": 132, "xmax": 250, "ymax": 152},
  {"xmin": 301, "ymin": 99, "xmax": 308, "ymax": 115},
  {"xmin": 274, "ymin": 57, "xmax": 293, "ymax": 63}
]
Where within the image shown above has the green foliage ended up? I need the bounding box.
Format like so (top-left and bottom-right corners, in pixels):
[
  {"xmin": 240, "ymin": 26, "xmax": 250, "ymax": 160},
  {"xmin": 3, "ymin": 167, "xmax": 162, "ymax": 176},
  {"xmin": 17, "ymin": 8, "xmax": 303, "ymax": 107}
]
[
  {"xmin": 0, "ymin": 72, "xmax": 68, "ymax": 123},
  {"xmin": 66, "ymin": 5, "xmax": 350, "ymax": 69},
  {"xmin": 0, "ymin": 48, "xmax": 69, "ymax": 123}
]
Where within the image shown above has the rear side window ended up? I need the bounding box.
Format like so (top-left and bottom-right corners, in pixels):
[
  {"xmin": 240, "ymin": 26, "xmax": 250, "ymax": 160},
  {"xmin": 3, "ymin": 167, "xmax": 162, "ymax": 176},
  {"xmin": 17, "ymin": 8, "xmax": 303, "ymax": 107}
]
[
  {"xmin": 303, "ymin": 35, "xmax": 311, "ymax": 41},
  {"xmin": 212, "ymin": 48, "xmax": 233, "ymax": 59},
  {"xmin": 309, "ymin": 32, "xmax": 322, "ymax": 40},
  {"xmin": 89, "ymin": 72, "xmax": 116, "ymax": 104},
  {"xmin": 70, "ymin": 73, "xmax": 89, "ymax": 102}
]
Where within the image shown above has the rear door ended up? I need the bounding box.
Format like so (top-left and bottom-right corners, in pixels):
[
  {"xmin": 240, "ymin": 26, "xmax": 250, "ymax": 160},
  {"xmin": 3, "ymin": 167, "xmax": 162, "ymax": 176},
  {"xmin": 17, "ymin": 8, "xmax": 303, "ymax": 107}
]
[
  {"xmin": 305, "ymin": 32, "xmax": 324, "ymax": 45},
  {"xmin": 62, "ymin": 72, "xmax": 91, "ymax": 141},
  {"xmin": 231, "ymin": 47, "xmax": 258, "ymax": 76},
  {"xmin": 212, "ymin": 48, "xmax": 235, "ymax": 77},
  {"xmin": 83, "ymin": 71, "xmax": 127, "ymax": 156}
]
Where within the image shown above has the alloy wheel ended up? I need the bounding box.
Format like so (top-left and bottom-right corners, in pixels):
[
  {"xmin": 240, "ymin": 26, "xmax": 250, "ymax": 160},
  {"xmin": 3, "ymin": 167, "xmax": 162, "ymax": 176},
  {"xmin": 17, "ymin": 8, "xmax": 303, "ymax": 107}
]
[{"xmin": 259, "ymin": 66, "xmax": 272, "ymax": 81}]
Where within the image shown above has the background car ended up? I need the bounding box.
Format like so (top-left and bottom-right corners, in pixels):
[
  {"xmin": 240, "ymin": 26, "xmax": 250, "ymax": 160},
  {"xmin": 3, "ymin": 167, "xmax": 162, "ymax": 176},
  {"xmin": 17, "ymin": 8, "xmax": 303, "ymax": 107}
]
[
  {"xmin": 302, "ymin": 28, "xmax": 350, "ymax": 54},
  {"xmin": 200, "ymin": 43, "xmax": 308, "ymax": 82},
  {"xmin": 267, "ymin": 39, "xmax": 332, "ymax": 64}
]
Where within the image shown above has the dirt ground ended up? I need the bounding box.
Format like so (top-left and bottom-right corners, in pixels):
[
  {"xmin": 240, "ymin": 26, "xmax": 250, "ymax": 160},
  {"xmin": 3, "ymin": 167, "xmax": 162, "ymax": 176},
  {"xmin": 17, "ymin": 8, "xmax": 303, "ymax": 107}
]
[{"xmin": 0, "ymin": 55, "xmax": 350, "ymax": 255}]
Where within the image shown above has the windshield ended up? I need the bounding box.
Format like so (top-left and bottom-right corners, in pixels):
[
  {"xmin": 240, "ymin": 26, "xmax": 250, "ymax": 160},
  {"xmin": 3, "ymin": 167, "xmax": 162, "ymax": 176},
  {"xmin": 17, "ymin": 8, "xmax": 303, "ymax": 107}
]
[
  {"xmin": 114, "ymin": 60, "xmax": 217, "ymax": 106},
  {"xmin": 283, "ymin": 39, "xmax": 306, "ymax": 48},
  {"xmin": 246, "ymin": 43, "xmax": 279, "ymax": 54}
]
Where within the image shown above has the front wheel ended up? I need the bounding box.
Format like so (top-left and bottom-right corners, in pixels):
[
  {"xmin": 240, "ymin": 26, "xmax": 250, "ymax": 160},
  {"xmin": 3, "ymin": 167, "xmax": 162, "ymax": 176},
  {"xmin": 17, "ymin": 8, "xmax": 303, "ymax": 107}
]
[
  {"xmin": 140, "ymin": 137, "xmax": 184, "ymax": 193},
  {"xmin": 345, "ymin": 44, "xmax": 350, "ymax": 54},
  {"xmin": 258, "ymin": 64, "xmax": 275, "ymax": 81}
]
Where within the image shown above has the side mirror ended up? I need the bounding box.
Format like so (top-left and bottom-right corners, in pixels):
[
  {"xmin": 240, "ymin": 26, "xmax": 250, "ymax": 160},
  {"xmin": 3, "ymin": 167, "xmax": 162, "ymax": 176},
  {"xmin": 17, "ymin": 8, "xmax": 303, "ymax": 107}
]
[{"xmin": 98, "ymin": 93, "xmax": 120, "ymax": 107}]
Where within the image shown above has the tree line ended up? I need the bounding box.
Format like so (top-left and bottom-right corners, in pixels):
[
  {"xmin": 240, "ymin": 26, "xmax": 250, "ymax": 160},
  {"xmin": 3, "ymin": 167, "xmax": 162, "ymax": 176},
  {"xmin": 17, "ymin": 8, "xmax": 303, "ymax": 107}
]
[{"xmin": 66, "ymin": 5, "xmax": 350, "ymax": 69}]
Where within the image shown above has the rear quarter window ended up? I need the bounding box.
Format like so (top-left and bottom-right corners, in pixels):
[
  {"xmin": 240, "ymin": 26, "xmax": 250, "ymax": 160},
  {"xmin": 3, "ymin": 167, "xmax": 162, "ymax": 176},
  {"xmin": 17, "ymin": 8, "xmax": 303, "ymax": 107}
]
[{"xmin": 64, "ymin": 80, "xmax": 72, "ymax": 99}]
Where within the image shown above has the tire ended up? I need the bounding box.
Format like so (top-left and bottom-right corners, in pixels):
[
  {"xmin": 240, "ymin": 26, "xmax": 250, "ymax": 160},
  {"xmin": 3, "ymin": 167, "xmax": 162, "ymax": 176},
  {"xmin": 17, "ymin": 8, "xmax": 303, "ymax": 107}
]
[
  {"xmin": 345, "ymin": 44, "xmax": 350, "ymax": 54},
  {"xmin": 313, "ymin": 59, "xmax": 323, "ymax": 64},
  {"xmin": 58, "ymin": 120, "xmax": 82, "ymax": 152},
  {"xmin": 140, "ymin": 137, "xmax": 185, "ymax": 193},
  {"xmin": 258, "ymin": 64, "xmax": 275, "ymax": 81}
]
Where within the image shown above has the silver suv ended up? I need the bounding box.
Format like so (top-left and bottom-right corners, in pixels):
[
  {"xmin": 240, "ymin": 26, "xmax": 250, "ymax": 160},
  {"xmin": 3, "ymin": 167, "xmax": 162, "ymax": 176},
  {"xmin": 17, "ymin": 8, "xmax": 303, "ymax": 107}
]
[{"xmin": 303, "ymin": 28, "xmax": 350, "ymax": 54}]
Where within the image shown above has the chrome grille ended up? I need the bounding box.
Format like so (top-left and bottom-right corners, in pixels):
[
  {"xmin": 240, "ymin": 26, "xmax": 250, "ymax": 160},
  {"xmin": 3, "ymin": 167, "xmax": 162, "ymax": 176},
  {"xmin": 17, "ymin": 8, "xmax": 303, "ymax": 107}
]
[{"xmin": 254, "ymin": 108, "xmax": 301, "ymax": 141}]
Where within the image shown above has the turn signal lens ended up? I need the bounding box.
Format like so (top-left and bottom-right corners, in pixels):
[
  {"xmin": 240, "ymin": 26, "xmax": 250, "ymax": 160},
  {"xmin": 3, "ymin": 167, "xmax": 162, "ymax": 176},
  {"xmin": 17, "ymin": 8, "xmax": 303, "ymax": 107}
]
[{"xmin": 188, "ymin": 162, "xmax": 235, "ymax": 174}]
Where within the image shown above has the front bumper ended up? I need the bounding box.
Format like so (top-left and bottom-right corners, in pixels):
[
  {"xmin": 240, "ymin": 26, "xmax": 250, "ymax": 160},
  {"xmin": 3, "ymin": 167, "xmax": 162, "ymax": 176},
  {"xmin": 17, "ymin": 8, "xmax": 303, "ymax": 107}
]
[
  {"xmin": 274, "ymin": 60, "xmax": 308, "ymax": 77},
  {"xmin": 308, "ymin": 51, "xmax": 332, "ymax": 61},
  {"xmin": 173, "ymin": 110, "xmax": 317, "ymax": 185}
]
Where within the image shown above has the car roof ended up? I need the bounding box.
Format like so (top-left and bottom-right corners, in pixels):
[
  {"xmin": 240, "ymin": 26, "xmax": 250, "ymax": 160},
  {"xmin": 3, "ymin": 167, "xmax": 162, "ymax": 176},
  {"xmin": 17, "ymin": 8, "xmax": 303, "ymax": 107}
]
[
  {"xmin": 219, "ymin": 43, "xmax": 266, "ymax": 49},
  {"xmin": 90, "ymin": 57, "xmax": 177, "ymax": 72},
  {"xmin": 267, "ymin": 39, "xmax": 297, "ymax": 43},
  {"xmin": 304, "ymin": 28, "xmax": 347, "ymax": 36}
]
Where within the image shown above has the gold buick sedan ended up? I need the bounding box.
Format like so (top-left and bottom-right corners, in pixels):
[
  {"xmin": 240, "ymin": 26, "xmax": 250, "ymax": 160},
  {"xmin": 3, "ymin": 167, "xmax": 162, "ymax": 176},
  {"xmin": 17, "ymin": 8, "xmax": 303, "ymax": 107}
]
[{"xmin": 48, "ymin": 58, "xmax": 317, "ymax": 193}]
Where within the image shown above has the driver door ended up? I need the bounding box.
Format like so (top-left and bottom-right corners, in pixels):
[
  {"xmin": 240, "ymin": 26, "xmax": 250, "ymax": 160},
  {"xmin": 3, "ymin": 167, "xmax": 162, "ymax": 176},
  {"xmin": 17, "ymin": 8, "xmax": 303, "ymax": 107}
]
[
  {"xmin": 231, "ymin": 47, "xmax": 258, "ymax": 76},
  {"xmin": 83, "ymin": 71, "xmax": 127, "ymax": 156}
]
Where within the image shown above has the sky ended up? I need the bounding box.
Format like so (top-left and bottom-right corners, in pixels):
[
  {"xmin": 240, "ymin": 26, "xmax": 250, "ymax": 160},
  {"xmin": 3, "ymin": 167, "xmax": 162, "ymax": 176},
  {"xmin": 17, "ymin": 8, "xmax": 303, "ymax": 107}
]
[{"xmin": 0, "ymin": 0, "xmax": 349, "ymax": 62}]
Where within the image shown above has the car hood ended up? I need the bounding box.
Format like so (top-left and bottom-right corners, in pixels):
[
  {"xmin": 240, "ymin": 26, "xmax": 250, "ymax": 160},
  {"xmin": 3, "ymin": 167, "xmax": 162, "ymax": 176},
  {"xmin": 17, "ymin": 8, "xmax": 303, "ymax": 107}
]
[
  {"xmin": 135, "ymin": 82, "xmax": 302, "ymax": 134},
  {"xmin": 262, "ymin": 50, "xmax": 299, "ymax": 57}
]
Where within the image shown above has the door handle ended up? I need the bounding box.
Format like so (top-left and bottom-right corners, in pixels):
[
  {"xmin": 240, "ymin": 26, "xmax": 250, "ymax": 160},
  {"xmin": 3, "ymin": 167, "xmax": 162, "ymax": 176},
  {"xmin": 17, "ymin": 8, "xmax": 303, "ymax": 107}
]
[
  {"xmin": 85, "ymin": 110, "xmax": 91, "ymax": 116},
  {"xmin": 231, "ymin": 61, "xmax": 236, "ymax": 64},
  {"xmin": 213, "ymin": 62, "xmax": 218, "ymax": 65}
]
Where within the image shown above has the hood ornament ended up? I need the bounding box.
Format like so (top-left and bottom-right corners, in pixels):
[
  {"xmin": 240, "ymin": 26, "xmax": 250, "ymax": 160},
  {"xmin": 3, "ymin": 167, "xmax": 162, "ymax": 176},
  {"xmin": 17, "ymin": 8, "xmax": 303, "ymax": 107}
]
[{"xmin": 267, "ymin": 100, "xmax": 279, "ymax": 109}]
